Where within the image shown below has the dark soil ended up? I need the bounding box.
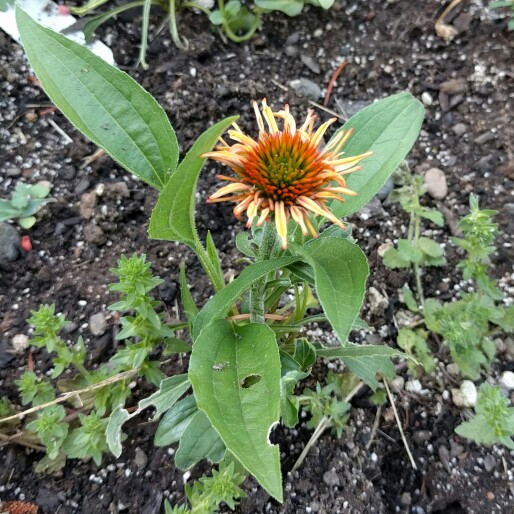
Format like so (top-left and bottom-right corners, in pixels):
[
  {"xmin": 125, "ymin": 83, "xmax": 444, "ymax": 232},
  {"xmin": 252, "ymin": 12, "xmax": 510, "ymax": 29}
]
[{"xmin": 1, "ymin": 0, "xmax": 514, "ymax": 512}]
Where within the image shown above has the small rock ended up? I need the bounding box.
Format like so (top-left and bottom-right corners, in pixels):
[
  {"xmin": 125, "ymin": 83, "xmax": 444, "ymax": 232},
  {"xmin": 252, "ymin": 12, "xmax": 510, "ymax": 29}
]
[
  {"xmin": 499, "ymin": 371, "xmax": 514, "ymax": 390},
  {"xmin": 368, "ymin": 287, "xmax": 389, "ymax": 316},
  {"xmin": 413, "ymin": 430, "xmax": 431, "ymax": 444},
  {"xmin": 421, "ymin": 92, "xmax": 433, "ymax": 106},
  {"xmin": 452, "ymin": 380, "xmax": 477, "ymax": 408},
  {"xmin": 289, "ymin": 78, "xmax": 321, "ymax": 100},
  {"xmin": 452, "ymin": 123, "xmax": 467, "ymax": 137},
  {"xmin": 80, "ymin": 191, "xmax": 97, "ymax": 219},
  {"xmin": 285, "ymin": 46, "xmax": 298, "ymax": 57},
  {"xmin": 406, "ymin": 379, "xmax": 422, "ymax": 394},
  {"xmin": 134, "ymin": 447, "xmax": 148, "ymax": 470},
  {"xmin": 449, "ymin": 440, "xmax": 464, "ymax": 458},
  {"xmin": 391, "ymin": 376, "xmax": 405, "ymax": 391},
  {"xmin": 104, "ymin": 182, "xmax": 130, "ymax": 198},
  {"xmin": 439, "ymin": 78, "xmax": 467, "ymax": 95},
  {"xmin": 424, "ymin": 167, "xmax": 448, "ymax": 200},
  {"xmin": 400, "ymin": 492, "xmax": 412, "ymax": 506},
  {"xmin": 358, "ymin": 197, "xmax": 386, "ymax": 221},
  {"xmin": 309, "ymin": 501, "xmax": 320, "ymax": 513},
  {"xmin": 322, "ymin": 468, "xmax": 340, "ymax": 487},
  {"xmin": 474, "ymin": 131, "xmax": 495, "ymax": 145},
  {"xmin": 11, "ymin": 334, "xmax": 29, "ymax": 354},
  {"xmin": 438, "ymin": 445, "xmax": 451, "ymax": 472},
  {"xmin": 285, "ymin": 32, "xmax": 300, "ymax": 45},
  {"xmin": 446, "ymin": 363, "xmax": 461, "ymax": 376},
  {"xmin": 300, "ymin": 55, "xmax": 321, "ymax": 74},
  {"xmin": 83, "ymin": 223, "xmax": 106, "ymax": 245},
  {"xmin": 74, "ymin": 178, "xmax": 91, "ymax": 195},
  {"xmin": 89, "ymin": 312, "xmax": 107, "ymax": 336},
  {"xmin": 483, "ymin": 454, "xmax": 496, "ymax": 472},
  {"xmin": 377, "ymin": 242, "xmax": 394, "ymax": 258},
  {"xmin": 376, "ymin": 177, "xmax": 394, "ymax": 201}
]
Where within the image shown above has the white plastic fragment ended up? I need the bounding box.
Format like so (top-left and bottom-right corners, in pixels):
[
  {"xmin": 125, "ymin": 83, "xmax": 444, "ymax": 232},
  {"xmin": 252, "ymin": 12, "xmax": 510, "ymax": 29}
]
[{"xmin": 0, "ymin": 0, "xmax": 115, "ymax": 65}]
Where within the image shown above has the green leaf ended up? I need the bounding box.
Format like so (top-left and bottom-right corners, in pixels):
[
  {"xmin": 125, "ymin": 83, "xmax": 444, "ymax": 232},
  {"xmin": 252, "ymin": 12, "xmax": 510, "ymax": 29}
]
[
  {"xmin": 69, "ymin": 0, "xmax": 111, "ymax": 15},
  {"xmin": 300, "ymin": 238, "xmax": 368, "ymax": 345},
  {"xmin": 402, "ymin": 283, "xmax": 419, "ymax": 312},
  {"xmin": 206, "ymin": 231, "xmax": 225, "ymax": 286},
  {"xmin": 16, "ymin": 7, "xmax": 178, "ymax": 191},
  {"xmin": 189, "ymin": 320, "xmax": 283, "ymax": 502},
  {"xmin": 255, "ymin": 0, "xmax": 304, "ymax": 16},
  {"xmin": 419, "ymin": 208, "xmax": 444, "ymax": 226},
  {"xmin": 175, "ymin": 410, "xmax": 226, "ymax": 469},
  {"xmin": 155, "ymin": 395, "xmax": 197, "ymax": 446},
  {"xmin": 192, "ymin": 255, "xmax": 299, "ymax": 339},
  {"xmin": 417, "ymin": 237, "xmax": 444, "ymax": 258},
  {"xmin": 316, "ymin": 344, "xmax": 402, "ymax": 390},
  {"xmin": 382, "ymin": 247, "xmax": 411, "ymax": 269},
  {"xmin": 179, "ymin": 265, "xmax": 198, "ymax": 327},
  {"xmin": 330, "ymin": 93, "xmax": 424, "ymax": 218},
  {"xmin": 106, "ymin": 374, "xmax": 190, "ymax": 457},
  {"xmin": 148, "ymin": 116, "xmax": 238, "ymax": 246},
  {"xmin": 18, "ymin": 216, "xmax": 36, "ymax": 229},
  {"xmin": 293, "ymin": 338, "xmax": 316, "ymax": 371}
]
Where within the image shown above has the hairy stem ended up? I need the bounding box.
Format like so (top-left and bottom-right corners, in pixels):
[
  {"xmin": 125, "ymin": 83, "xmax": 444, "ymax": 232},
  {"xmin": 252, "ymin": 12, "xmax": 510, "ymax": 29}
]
[{"xmin": 250, "ymin": 223, "xmax": 277, "ymax": 324}]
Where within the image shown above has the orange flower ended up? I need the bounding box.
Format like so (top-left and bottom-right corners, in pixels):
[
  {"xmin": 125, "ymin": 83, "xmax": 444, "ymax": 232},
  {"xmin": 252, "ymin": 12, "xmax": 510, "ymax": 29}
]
[{"xmin": 204, "ymin": 99, "xmax": 372, "ymax": 249}]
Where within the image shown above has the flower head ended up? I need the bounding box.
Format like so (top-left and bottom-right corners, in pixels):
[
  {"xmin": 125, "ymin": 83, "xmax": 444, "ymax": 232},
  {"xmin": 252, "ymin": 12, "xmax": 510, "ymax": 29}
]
[{"xmin": 204, "ymin": 99, "xmax": 372, "ymax": 249}]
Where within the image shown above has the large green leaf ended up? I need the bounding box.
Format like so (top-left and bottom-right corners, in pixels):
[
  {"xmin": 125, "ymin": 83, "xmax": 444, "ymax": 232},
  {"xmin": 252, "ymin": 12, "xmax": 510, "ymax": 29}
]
[
  {"xmin": 148, "ymin": 116, "xmax": 238, "ymax": 247},
  {"xmin": 192, "ymin": 256, "xmax": 299, "ymax": 339},
  {"xmin": 330, "ymin": 92, "xmax": 424, "ymax": 217},
  {"xmin": 16, "ymin": 8, "xmax": 178, "ymax": 190},
  {"xmin": 300, "ymin": 238, "xmax": 368, "ymax": 345},
  {"xmin": 106, "ymin": 375, "xmax": 190, "ymax": 457},
  {"xmin": 316, "ymin": 344, "xmax": 402, "ymax": 390},
  {"xmin": 189, "ymin": 320, "xmax": 283, "ymax": 502},
  {"xmin": 175, "ymin": 410, "xmax": 226, "ymax": 469}
]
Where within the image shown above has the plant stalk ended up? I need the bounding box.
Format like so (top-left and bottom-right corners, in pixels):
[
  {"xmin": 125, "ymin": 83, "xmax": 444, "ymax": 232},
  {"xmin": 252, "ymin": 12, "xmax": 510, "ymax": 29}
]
[{"xmin": 250, "ymin": 223, "xmax": 277, "ymax": 323}]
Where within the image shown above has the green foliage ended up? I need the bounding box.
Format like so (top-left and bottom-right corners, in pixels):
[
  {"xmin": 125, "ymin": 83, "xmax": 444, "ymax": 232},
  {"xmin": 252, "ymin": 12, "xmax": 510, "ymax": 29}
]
[
  {"xmin": 14, "ymin": 12, "xmax": 425, "ymax": 504},
  {"xmin": 27, "ymin": 405, "xmax": 69, "ymax": 459},
  {"xmin": 15, "ymin": 371, "xmax": 55, "ymax": 406},
  {"xmin": 489, "ymin": 0, "xmax": 514, "ymax": 30},
  {"xmin": 396, "ymin": 328, "xmax": 435, "ymax": 377},
  {"xmin": 63, "ymin": 412, "xmax": 109, "ymax": 465},
  {"xmin": 0, "ymin": 181, "xmax": 53, "ymax": 228},
  {"xmin": 165, "ymin": 459, "xmax": 246, "ymax": 513},
  {"xmin": 455, "ymin": 383, "xmax": 514, "ymax": 449},
  {"xmin": 299, "ymin": 375, "xmax": 351, "ymax": 439}
]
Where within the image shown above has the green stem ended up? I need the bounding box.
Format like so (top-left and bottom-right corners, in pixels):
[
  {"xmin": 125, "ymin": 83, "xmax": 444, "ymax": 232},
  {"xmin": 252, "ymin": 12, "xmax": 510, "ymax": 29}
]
[
  {"xmin": 216, "ymin": 0, "xmax": 261, "ymax": 43},
  {"xmin": 250, "ymin": 223, "xmax": 277, "ymax": 323},
  {"xmin": 169, "ymin": 0, "xmax": 188, "ymax": 49},
  {"xmin": 195, "ymin": 245, "xmax": 225, "ymax": 292},
  {"xmin": 412, "ymin": 179, "xmax": 425, "ymax": 307}
]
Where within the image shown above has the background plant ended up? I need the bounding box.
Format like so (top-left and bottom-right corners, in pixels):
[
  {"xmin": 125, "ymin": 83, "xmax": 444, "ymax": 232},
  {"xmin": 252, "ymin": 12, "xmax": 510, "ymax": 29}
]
[
  {"xmin": 0, "ymin": 181, "xmax": 54, "ymax": 229},
  {"xmin": 489, "ymin": 0, "xmax": 514, "ymax": 30},
  {"xmin": 15, "ymin": 8, "xmax": 424, "ymax": 506},
  {"xmin": 382, "ymin": 161, "xmax": 446, "ymax": 307},
  {"xmin": 68, "ymin": 0, "xmax": 334, "ymax": 67}
]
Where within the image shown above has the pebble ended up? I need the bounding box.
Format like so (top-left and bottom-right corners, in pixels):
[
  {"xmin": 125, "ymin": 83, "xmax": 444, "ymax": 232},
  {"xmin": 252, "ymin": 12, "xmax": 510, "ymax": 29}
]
[
  {"xmin": 368, "ymin": 286, "xmax": 389, "ymax": 316},
  {"xmin": 452, "ymin": 380, "xmax": 477, "ymax": 408},
  {"xmin": 285, "ymin": 46, "xmax": 299, "ymax": 57},
  {"xmin": 499, "ymin": 371, "xmax": 514, "ymax": 390},
  {"xmin": 83, "ymin": 223, "xmax": 106, "ymax": 245},
  {"xmin": 79, "ymin": 191, "xmax": 97, "ymax": 219},
  {"xmin": 483, "ymin": 454, "xmax": 496, "ymax": 472},
  {"xmin": 134, "ymin": 447, "xmax": 148, "ymax": 470},
  {"xmin": 74, "ymin": 178, "xmax": 91, "ymax": 195},
  {"xmin": 405, "ymin": 379, "xmax": 422, "ymax": 394},
  {"xmin": 104, "ymin": 182, "xmax": 130, "ymax": 198},
  {"xmin": 421, "ymin": 92, "xmax": 433, "ymax": 106},
  {"xmin": 446, "ymin": 363, "xmax": 461, "ymax": 376},
  {"xmin": 452, "ymin": 123, "xmax": 467, "ymax": 137},
  {"xmin": 300, "ymin": 55, "xmax": 320, "ymax": 74},
  {"xmin": 289, "ymin": 78, "xmax": 321, "ymax": 100},
  {"xmin": 11, "ymin": 334, "xmax": 29, "ymax": 354},
  {"xmin": 439, "ymin": 78, "xmax": 467, "ymax": 95},
  {"xmin": 424, "ymin": 167, "xmax": 448, "ymax": 200},
  {"xmin": 377, "ymin": 242, "xmax": 394, "ymax": 258},
  {"xmin": 89, "ymin": 312, "xmax": 107, "ymax": 336},
  {"xmin": 391, "ymin": 376, "xmax": 405, "ymax": 391},
  {"xmin": 322, "ymin": 468, "xmax": 340, "ymax": 486},
  {"xmin": 376, "ymin": 177, "xmax": 394, "ymax": 200},
  {"xmin": 474, "ymin": 131, "xmax": 495, "ymax": 145}
]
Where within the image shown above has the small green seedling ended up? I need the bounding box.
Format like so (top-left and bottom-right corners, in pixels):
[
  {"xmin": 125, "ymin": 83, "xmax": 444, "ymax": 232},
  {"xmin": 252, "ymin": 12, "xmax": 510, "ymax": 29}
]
[
  {"xmin": 396, "ymin": 328, "xmax": 435, "ymax": 377},
  {"xmin": 455, "ymin": 383, "xmax": 514, "ymax": 449},
  {"xmin": 0, "ymin": 181, "xmax": 54, "ymax": 228}
]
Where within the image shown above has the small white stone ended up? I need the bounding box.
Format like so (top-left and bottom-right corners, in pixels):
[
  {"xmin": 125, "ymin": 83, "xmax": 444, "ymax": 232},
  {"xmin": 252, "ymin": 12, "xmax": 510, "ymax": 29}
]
[
  {"xmin": 377, "ymin": 242, "xmax": 394, "ymax": 258},
  {"xmin": 499, "ymin": 371, "xmax": 514, "ymax": 391},
  {"xmin": 183, "ymin": 471, "xmax": 191, "ymax": 484},
  {"xmin": 452, "ymin": 380, "xmax": 477, "ymax": 408},
  {"xmin": 11, "ymin": 334, "xmax": 29, "ymax": 354},
  {"xmin": 391, "ymin": 376, "xmax": 405, "ymax": 391},
  {"xmin": 421, "ymin": 92, "xmax": 433, "ymax": 106},
  {"xmin": 425, "ymin": 167, "xmax": 448, "ymax": 200},
  {"xmin": 406, "ymin": 379, "xmax": 422, "ymax": 394}
]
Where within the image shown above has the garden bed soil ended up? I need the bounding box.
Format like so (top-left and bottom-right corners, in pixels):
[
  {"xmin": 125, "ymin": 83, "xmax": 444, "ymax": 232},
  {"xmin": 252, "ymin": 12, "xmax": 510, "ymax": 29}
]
[{"xmin": 1, "ymin": 0, "xmax": 513, "ymax": 512}]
